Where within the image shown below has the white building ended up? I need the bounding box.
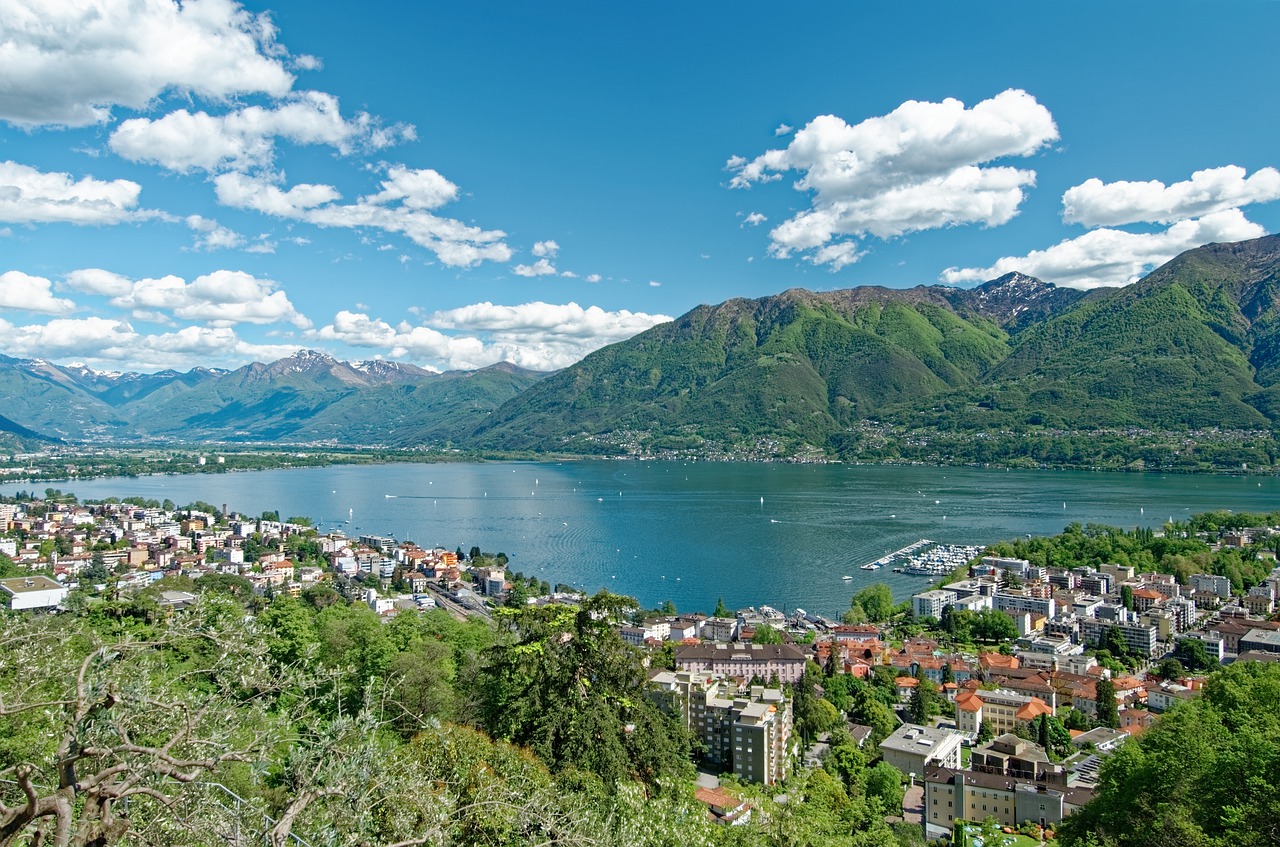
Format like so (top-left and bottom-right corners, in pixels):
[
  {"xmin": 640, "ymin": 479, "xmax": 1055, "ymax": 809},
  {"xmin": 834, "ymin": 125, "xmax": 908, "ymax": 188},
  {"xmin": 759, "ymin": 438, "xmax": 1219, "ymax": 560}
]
[
  {"xmin": 1, "ymin": 575, "xmax": 68, "ymax": 610},
  {"xmin": 878, "ymin": 724, "xmax": 964, "ymax": 777}
]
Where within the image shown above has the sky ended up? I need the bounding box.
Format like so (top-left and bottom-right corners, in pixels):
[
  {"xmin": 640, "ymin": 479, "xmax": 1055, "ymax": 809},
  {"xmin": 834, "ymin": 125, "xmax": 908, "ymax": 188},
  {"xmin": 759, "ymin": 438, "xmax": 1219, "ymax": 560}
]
[{"xmin": 2, "ymin": 0, "xmax": 1279, "ymax": 375}]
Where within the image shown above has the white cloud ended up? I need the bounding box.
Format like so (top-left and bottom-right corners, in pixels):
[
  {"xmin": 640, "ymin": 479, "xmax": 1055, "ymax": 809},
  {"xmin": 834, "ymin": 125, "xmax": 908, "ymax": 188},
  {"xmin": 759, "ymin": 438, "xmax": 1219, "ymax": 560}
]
[
  {"xmin": 185, "ymin": 215, "xmax": 245, "ymax": 251},
  {"xmin": 360, "ymin": 166, "xmax": 456, "ymax": 209},
  {"xmin": 214, "ymin": 169, "xmax": 511, "ymax": 268},
  {"xmin": 774, "ymin": 124, "xmax": 794, "ymax": 137},
  {"xmin": 560, "ymin": 271, "xmax": 578, "ymax": 279},
  {"xmin": 513, "ymin": 258, "xmax": 558, "ymax": 277},
  {"xmin": 742, "ymin": 212, "xmax": 767, "ymax": 227},
  {"xmin": 0, "ymin": 316, "xmax": 298, "ymax": 370},
  {"xmin": 0, "ymin": 270, "xmax": 77, "ymax": 313},
  {"xmin": 585, "ymin": 273, "xmax": 602, "ymax": 283},
  {"xmin": 109, "ymin": 91, "xmax": 414, "ymax": 174},
  {"xmin": 63, "ymin": 267, "xmax": 309, "ymax": 326},
  {"xmin": 310, "ymin": 301, "xmax": 672, "ymax": 371},
  {"xmin": 648, "ymin": 280, "xmax": 662, "ymax": 287},
  {"xmin": 0, "ymin": 0, "xmax": 297, "ymax": 127},
  {"xmin": 0, "ymin": 160, "xmax": 145, "ymax": 225},
  {"xmin": 940, "ymin": 209, "xmax": 1265, "ymax": 289},
  {"xmin": 728, "ymin": 89, "xmax": 1059, "ymax": 267},
  {"xmin": 1062, "ymin": 165, "xmax": 1280, "ymax": 227},
  {"xmin": 531, "ymin": 239, "xmax": 560, "ymax": 258}
]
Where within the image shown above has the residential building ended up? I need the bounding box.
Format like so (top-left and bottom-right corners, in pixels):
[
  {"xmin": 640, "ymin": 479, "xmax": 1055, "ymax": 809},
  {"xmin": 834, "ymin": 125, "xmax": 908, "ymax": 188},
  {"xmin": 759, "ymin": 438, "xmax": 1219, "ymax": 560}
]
[
  {"xmin": 0, "ymin": 575, "xmax": 67, "ymax": 610},
  {"xmin": 648, "ymin": 670, "xmax": 793, "ymax": 785},
  {"xmin": 955, "ymin": 687, "xmax": 1052, "ymax": 738},
  {"xmin": 923, "ymin": 767, "xmax": 1094, "ymax": 839},
  {"xmin": 674, "ymin": 642, "xmax": 806, "ymax": 684},
  {"xmin": 994, "ymin": 592, "xmax": 1056, "ymax": 620},
  {"xmin": 878, "ymin": 723, "xmax": 964, "ymax": 777},
  {"xmin": 1239, "ymin": 628, "xmax": 1280, "ymax": 654},
  {"xmin": 913, "ymin": 589, "xmax": 958, "ymax": 619}
]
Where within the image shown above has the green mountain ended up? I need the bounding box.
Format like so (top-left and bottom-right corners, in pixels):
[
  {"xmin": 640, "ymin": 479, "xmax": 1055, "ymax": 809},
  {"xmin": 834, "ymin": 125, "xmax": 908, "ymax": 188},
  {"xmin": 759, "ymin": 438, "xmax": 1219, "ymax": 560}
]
[
  {"xmin": 471, "ymin": 275, "xmax": 1085, "ymax": 453},
  {"xmin": 471, "ymin": 235, "xmax": 1280, "ymax": 458},
  {"xmin": 0, "ymin": 351, "xmax": 546, "ymax": 446}
]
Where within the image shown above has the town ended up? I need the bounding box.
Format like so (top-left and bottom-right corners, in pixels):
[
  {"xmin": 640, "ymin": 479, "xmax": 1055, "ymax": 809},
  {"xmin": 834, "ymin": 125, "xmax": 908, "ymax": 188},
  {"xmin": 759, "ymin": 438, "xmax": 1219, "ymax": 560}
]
[{"xmin": 3, "ymin": 491, "xmax": 1279, "ymax": 844}]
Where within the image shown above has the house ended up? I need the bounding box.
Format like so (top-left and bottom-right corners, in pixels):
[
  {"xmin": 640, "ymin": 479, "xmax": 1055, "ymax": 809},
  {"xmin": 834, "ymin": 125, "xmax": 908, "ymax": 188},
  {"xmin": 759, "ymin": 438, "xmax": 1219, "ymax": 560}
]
[
  {"xmin": 923, "ymin": 767, "xmax": 1095, "ymax": 840},
  {"xmin": 878, "ymin": 724, "xmax": 964, "ymax": 777},
  {"xmin": 674, "ymin": 642, "xmax": 806, "ymax": 684},
  {"xmin": 0, "ymin": 575, "xmax": 67, "ymax": 610},
  {"xmin": 694, "ymin": 787, "xmax": 752, "ymax": 825},
  {"xmin": 955, "ymin": 687, "xmax": 1053, "ymax": 738}
]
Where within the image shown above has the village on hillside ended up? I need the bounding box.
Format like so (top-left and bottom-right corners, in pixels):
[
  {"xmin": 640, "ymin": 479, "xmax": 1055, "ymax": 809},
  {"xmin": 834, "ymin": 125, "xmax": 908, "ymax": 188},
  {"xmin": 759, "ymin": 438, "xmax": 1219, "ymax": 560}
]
[{"xmin": 3, "ymin": 493, "xmax": 1280, "ymax": 838}]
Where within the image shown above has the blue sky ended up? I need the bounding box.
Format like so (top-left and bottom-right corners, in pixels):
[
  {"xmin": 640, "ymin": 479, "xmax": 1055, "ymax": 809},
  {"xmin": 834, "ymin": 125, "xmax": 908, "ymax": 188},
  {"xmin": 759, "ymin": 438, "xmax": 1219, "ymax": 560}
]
[{"xmin": 2, "ymin": 0, "xmax": 1279, "ymax": 374}]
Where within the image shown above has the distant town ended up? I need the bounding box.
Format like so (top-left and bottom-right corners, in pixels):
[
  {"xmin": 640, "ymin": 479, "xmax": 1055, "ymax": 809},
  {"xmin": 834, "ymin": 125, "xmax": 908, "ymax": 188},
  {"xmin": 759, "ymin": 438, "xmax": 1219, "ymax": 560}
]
[{"xmin": 3, "ymin": 490, "xmax": 1280, "ymax": 840}]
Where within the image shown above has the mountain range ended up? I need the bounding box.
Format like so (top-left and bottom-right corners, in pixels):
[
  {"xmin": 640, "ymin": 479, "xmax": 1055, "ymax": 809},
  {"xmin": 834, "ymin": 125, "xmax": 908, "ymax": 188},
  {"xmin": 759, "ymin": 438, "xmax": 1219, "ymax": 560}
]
[
  {"xmin": 0, "ymin": 350, "xmax": 545, "ymax": 447},
  {"xmin": 3, "ymin": 235, "xmax": 1280, "ymax": 465}
]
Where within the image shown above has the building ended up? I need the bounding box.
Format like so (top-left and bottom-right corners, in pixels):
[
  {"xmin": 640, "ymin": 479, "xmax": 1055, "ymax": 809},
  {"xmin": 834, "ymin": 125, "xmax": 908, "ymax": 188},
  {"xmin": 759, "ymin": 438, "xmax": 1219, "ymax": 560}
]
[
  {"xmin": 648, "ymin": 670, "xmax": 793, "ymax": 785},
  {"xmin": 674, "ymin": 642, "xmax": 806, "ymax": 684},
  {"xmin": 1, "ymin": 575, "xmax": 67, "ymax": 610},
  {"xmin": 1079, "ymin": 618, "xmax": 1159, "ymax": 656},
  {"xmin": 1239, "ymin": 628, "xmax": 1280, "ymax": 654},
  {"xmin": 994, "ymin": 592, "xmax": 1056, "ymax": 620},
  {"xmin": 878, "ymin": 723, "xmax": 964, "ymax": 777},
  {"xmin": 955, "ymin": 687, "xmax": 1053, "ymax": 738},
  {"xmin": 970, "ymin": 734, "xmax": 1063, "ymax": 783},
  {"xmin": 913, "ymin": 589, "xmax": 959, "ymax": 619},
  {"xmin": 923, "ymin": 767, "xmax": 1095, "ymax": 839}
]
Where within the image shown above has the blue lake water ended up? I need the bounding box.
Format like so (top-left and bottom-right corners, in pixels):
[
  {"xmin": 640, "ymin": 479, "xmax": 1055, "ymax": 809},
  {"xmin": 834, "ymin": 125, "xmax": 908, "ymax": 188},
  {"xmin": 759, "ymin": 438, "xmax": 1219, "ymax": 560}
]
[{"xmin": 9, "ymin": 461, "xmax": 1280, "ymax": 618}]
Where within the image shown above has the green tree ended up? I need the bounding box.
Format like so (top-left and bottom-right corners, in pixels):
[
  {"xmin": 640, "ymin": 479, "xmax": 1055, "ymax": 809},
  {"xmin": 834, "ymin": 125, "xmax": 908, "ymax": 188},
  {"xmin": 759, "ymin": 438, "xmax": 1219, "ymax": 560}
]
[
  {"xmin": 866, "ymin": 761, "xmax": 905, "ymax": 812},
  {"xmin": 853, "ymin": 583, "xmax": 896, "ymax": 622},
  {"xmin": 479, "ymin": 592, "xmax": 691, "ymax": 788},
  {"xmin": 1094, "ymin": 675, "xmax": 1119, "ymax": 729},
  {"xmin": 1120, "ymin": 584, "xmax": 1134, "ymax": 611},
  {"xmin": 713, "ymin": 597, "xmax": 730, "ymax": 618},
  {"xmin": 752, "ymin": 623, "xmax": 784, "ymax": 644}
]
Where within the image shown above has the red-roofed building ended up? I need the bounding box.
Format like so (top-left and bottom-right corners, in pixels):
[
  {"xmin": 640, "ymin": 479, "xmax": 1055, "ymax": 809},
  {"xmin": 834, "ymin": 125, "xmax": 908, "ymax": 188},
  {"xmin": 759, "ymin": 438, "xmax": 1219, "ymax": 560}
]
[{"xmin": 695, "ymin": 786, "xmax": 752, "ymax": 826}]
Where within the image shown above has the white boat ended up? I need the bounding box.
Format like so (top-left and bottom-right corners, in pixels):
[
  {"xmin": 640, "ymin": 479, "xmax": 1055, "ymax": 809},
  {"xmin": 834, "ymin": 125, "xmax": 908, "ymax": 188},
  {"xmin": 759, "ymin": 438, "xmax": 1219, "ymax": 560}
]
[
  {"xmin": 861, "ymin": 563, "xmax": 881, "ymax": 570},
  {"xmin": 842, "ymin": 575, "xmax": 853, "ymax": 581}
]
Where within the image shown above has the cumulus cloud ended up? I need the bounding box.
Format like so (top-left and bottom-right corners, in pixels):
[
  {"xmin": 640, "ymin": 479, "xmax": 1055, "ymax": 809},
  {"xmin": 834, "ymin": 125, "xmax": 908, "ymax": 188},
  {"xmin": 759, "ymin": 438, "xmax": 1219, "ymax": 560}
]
[
  {"xmin": 727, "ymin": 89, "xmax": 1059, "ymax": 268},
  {"xmin": 512, "ymin": 259, "xmax": 558, "ymax": 277},
  {"xmin": 0, "ymin": 0, "xmax": 297, "ymax": 127},
  {"xmin": 185, "ymin": 215, "xmax": 245, "ymax": 251},
  {"xmin": 742, "ymin": 212, "xmax": 767, "ymax": 227},
  {"xmin": 309, "ymin": 301, "xmax": 673, "ymax": 371},
  {"xmin": 0, "ymin": 271, "xmax": 77, "ymax": 313},
  {"xmin": 0, "ymin": 316, "xmax": 298, "ymax": 371},
  {"xmin": 0, "ymin": 160, "xmax": 146, "ymax": 225},
  {"xmin": 109, "ymin": 91, "xmax": 413, "ymax": 173},
  {"xmin": 1062, "ymin": 165, "xmax": 1280, "ymax": 227},
  {"xmin": 62, "ymin": 267, "xmax": 309, "ymax": 326},
  {"xmin": 940, "ymin": 209, "xmax": 1265, "ymax": 289},
  {"xmin": 214, "ymin": 169, "xmax": 511, "ymax": 267},
  {"xmin": 531, "ymin": 240, "xmax": 559, "ymax": 258},
  {"xmin": 774, "ymin": 124, "xmax": 794, "ymax": 137},
  {"xmin": 585, "ymin": 273, "xmax": 602, "ymax": 283}
]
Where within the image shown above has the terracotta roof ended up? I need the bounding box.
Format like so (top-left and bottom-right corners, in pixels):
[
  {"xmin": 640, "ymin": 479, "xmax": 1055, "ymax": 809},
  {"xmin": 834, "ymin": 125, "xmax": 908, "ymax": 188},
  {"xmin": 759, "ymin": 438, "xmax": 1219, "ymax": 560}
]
[
  {"xmin": 896, "ymin": 676, "xmax": 919, "ymax": 688},
  {"xmin": 1015, "ymin": 699, "xmax": 1053, "ymax": 721}
]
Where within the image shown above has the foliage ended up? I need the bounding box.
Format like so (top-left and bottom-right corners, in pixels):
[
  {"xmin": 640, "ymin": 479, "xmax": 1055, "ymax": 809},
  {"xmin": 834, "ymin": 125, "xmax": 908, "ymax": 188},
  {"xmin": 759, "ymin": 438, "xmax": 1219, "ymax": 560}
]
[
  {"xmin": 1058, "ymin": 661, "xmax": 1280, "ymax": 847},
  {"xmin": 479, "ymin": 592, "xmax": 692, "ymax": 788}
]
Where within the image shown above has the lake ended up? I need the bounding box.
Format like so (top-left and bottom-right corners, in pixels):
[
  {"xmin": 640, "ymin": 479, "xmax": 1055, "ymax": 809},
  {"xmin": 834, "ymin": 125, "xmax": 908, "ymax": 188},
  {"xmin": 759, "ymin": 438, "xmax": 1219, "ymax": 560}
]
[{"xmin": 8, "ymin": 461, "xmax": 1280, "ymax": 618}]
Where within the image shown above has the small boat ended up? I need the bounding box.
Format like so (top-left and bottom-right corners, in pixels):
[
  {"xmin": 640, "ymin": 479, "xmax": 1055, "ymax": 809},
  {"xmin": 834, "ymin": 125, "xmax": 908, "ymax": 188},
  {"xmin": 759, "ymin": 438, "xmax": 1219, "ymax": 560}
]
[
  {"xmin": 861, "ymin": 563, "xmax": 881, "ymax": 570},
  {"xmin": 842, "ymin": 575, "xmax": 853, "ymax": 581}
]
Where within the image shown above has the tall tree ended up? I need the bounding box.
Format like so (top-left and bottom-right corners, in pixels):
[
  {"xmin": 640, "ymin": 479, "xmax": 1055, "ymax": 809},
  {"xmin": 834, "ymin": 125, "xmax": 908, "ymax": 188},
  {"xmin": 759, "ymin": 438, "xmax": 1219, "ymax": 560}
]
[
  {"xmin": 479, "ymin": 592, "xmax": 691, "ymax": 788},
  {"xmin": 1094, "ymin": 675, "xmax": 1119, "ymax": 729}
]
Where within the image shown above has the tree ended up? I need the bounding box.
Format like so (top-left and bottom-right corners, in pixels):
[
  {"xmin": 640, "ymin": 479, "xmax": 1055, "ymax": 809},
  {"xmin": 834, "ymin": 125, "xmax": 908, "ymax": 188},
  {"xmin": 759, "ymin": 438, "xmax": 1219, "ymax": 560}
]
[
  {"xmin": 1057, "ymin": 662, "xmax": 1280, "ymax": 847},
  {"xmin": 752, "ymin": 623, "xmax": 784, "ymax": 644},
  {"xmin": 853, "ymin": 583, "xmax": 895, "ymax": 623},
  {"xmin": 941, "ymin": 662, "xmax": 954, "ymax": 685},
  {"xmin": 907, "ymin": 676, "xmax": 937, "ymax": 725},
  {"xmin": 969, "ymin": 609, "xmax": 1017, "ymax": 642},
  {"xmin": 0, "ymin": 597, "xmax": 307, "ymax": 847},
  {"xmin": 1095, "ymin": 675, "xmax": 1119, "ymax": 728},
  {"xmin": 479, "ymin": 592, "xmax": 691, "ymax": 788},
  {"xmin": 865, "ymin": 761, "xmax": 905, "ymax": 812},
  {"xmin": 977, "ymin": 719, "xmax": 995, "ymax": 744},
  {"xmin": 713, "ymin": 597, "xmax": 730, "ymax": 618},
  {"xmin": 1173, "ymin": 637, "xmax": 1216, "ymax": 672},
  {"xmin": 1120, "ymin": 584, "xmax": 1134, "ymax": 611}
]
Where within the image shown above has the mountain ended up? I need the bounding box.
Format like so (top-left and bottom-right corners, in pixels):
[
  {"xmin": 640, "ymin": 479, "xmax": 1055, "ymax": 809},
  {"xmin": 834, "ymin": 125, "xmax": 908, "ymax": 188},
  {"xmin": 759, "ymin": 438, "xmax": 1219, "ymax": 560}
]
[
  {"xmin": 0, "ymin": 351, "xmax": 547, "ymax": 445},
  {"xmin": 470, "ymin": 276, "xmax": 1085, "ymax": 452},
  {"xmin": 471, "ymin": 235, "xmax": 1280, "ymax": 456}
]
